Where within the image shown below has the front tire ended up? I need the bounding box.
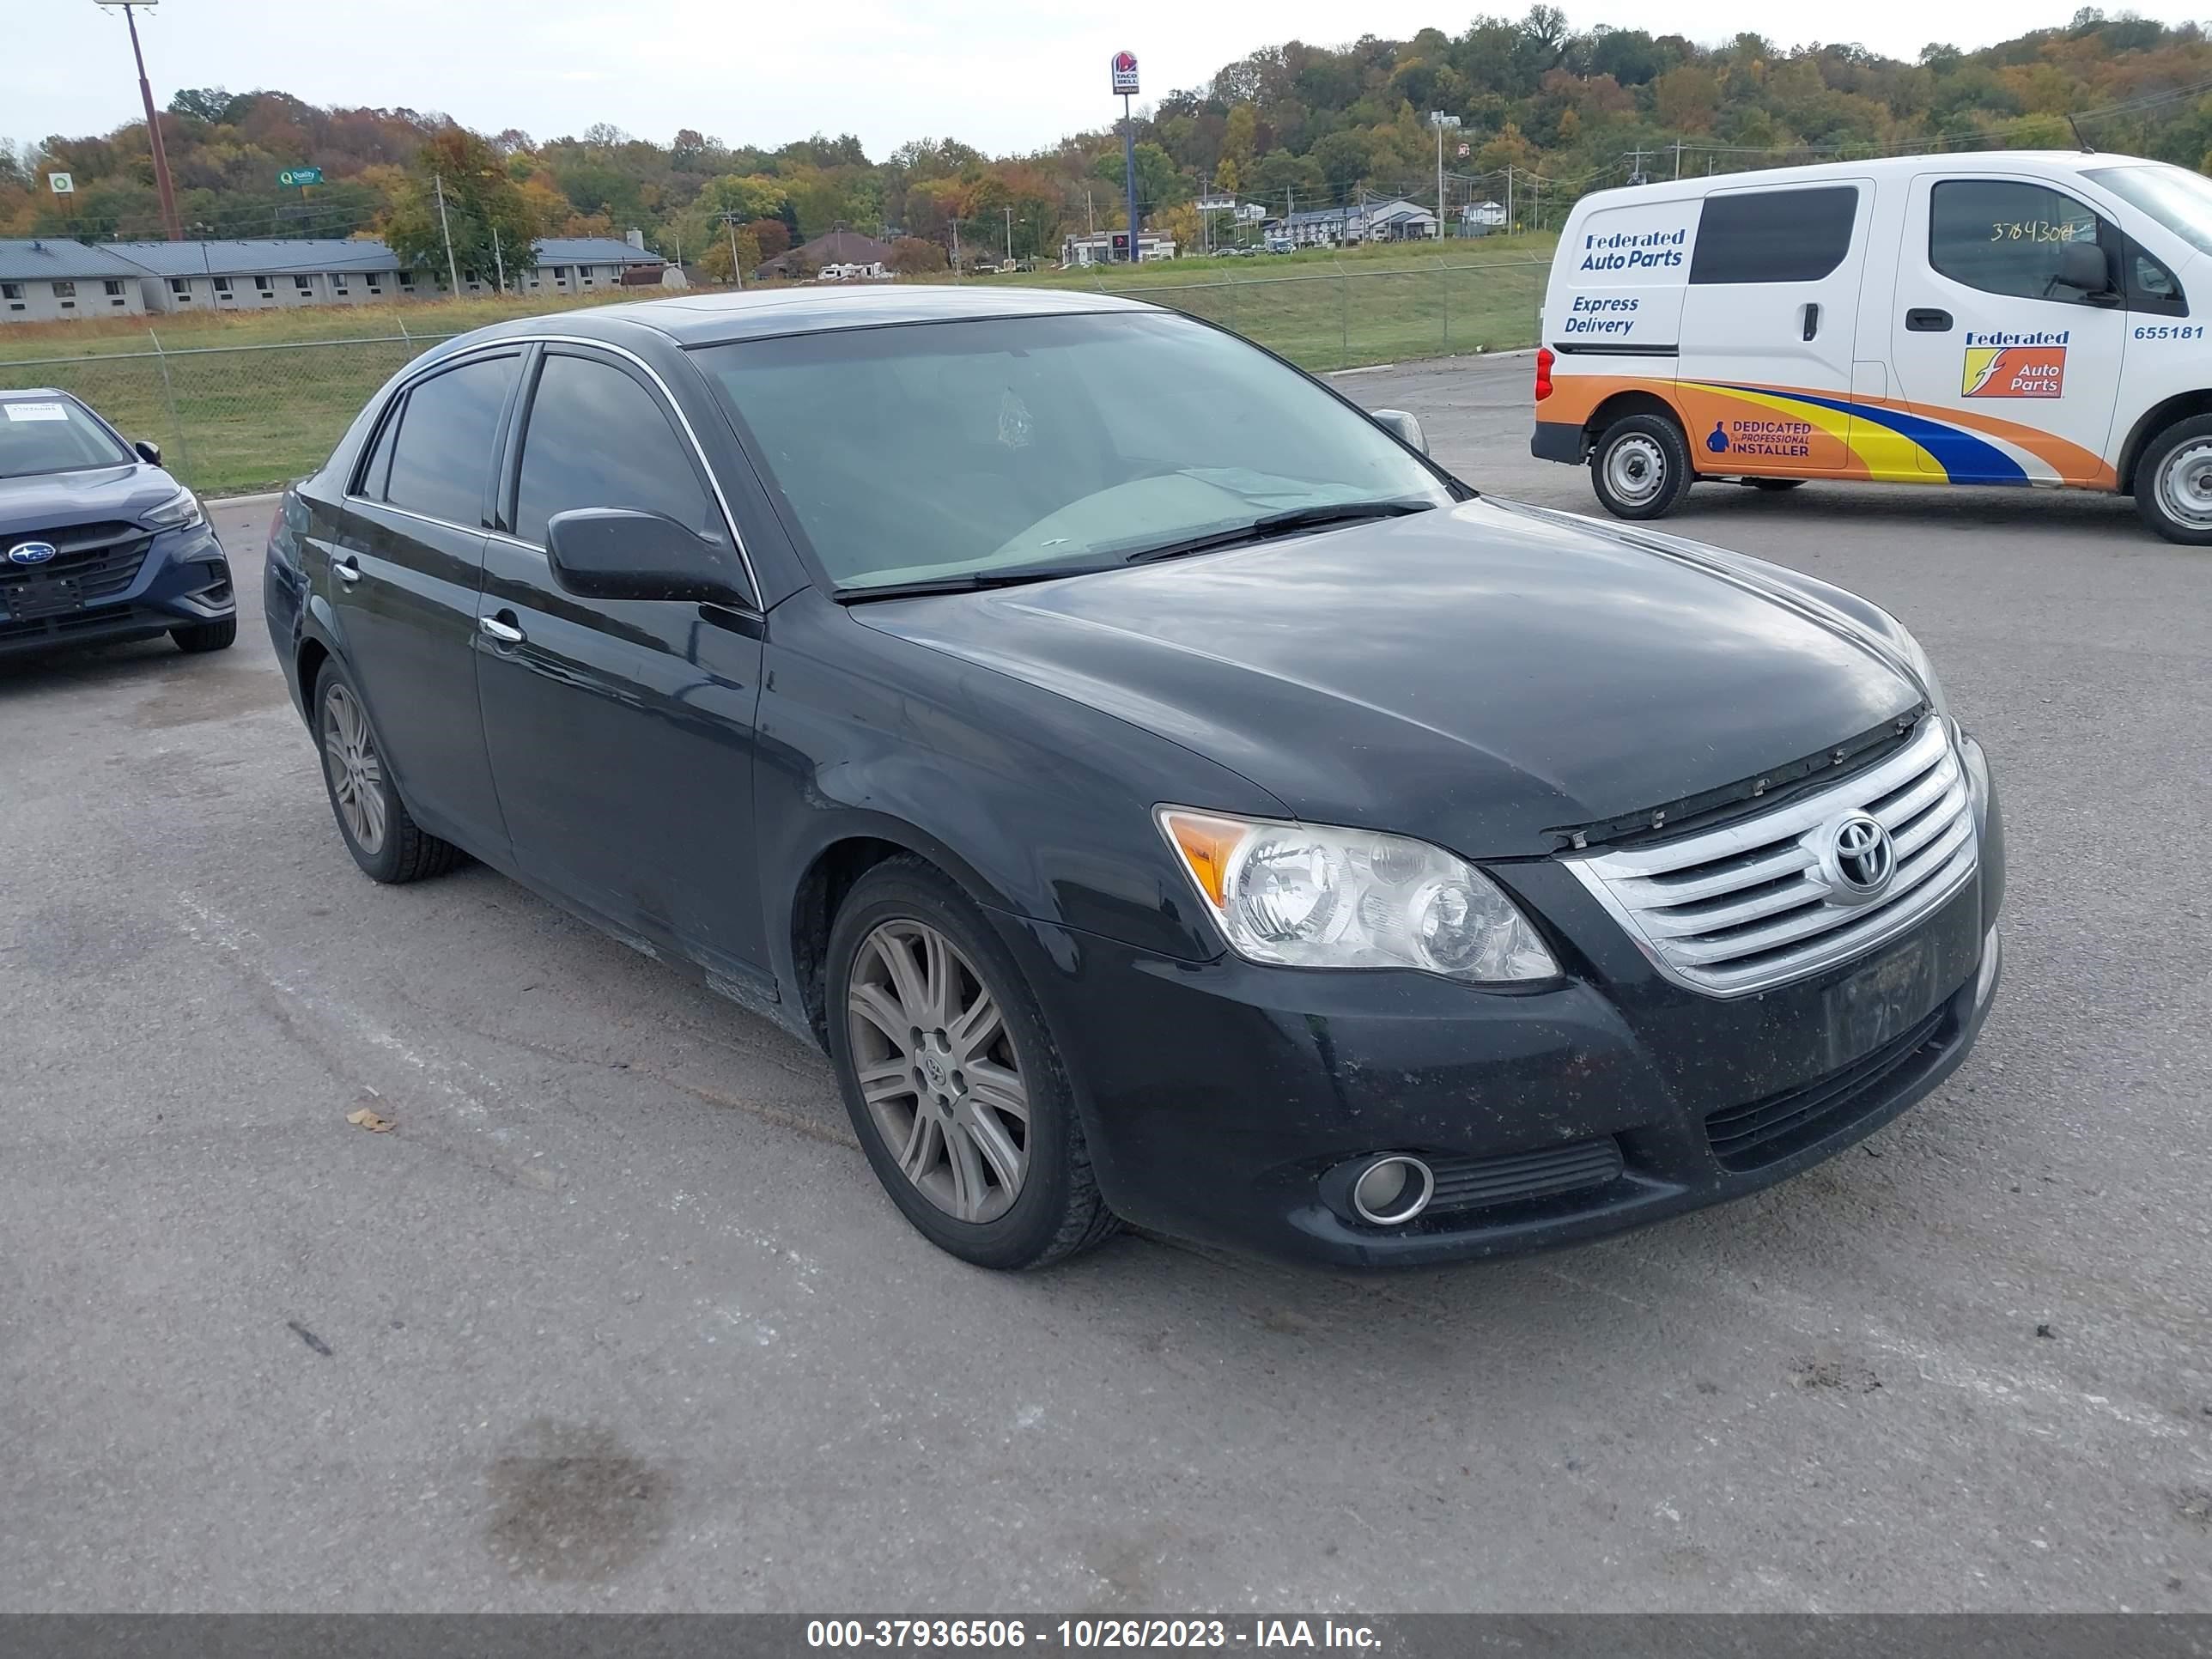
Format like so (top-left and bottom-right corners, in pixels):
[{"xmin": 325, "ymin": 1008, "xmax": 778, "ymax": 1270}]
[
  {"xmin": 313, "ymin": 661, "xmax": 465, "ymax": 884},
  {"xmin": 170, "ymin": 616, "xmax": 237, "ymax": 653},
  {"xmin": 2135, "ymin": 415, "xmax": 2212, "ymax": 544},
  {"xmin": 826, "ymin": 858, "xmax": 1117, "ymax": 1271},
  {"xmin": 1589, "ymin": 412, "xmax": 1693, "ymax": 520}
]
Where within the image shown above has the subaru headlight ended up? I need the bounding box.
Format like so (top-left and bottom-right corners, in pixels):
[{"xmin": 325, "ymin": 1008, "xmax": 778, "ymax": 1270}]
[
  {"xmin": 1158, "ymin": 808, "xmax": 1559, "ymax": 983},
  {"xmin": 140, "ymin": 487, "xmax": 204, "ymax": 532}
]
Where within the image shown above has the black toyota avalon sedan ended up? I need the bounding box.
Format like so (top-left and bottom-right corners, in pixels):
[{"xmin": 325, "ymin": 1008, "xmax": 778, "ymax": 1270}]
[
  {"xmin": 265, "ymin": 287, "xmax": 2003, "ymax": 1271},
  {"xmin": 0, "ymin": 387, "xmax": 234, "ymax": 659}
]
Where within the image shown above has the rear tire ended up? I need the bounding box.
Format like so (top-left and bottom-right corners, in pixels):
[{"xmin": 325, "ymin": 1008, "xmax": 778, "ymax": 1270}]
[
  {"xmin": 170, "ymin": 616, "xmax": 237, "ymax": 653},
  {"xmin": 2134, "ymin": 415, "xmax": 2212, "ymax": 545},
  {"xmin": 826, "ymin": 857, "xmax": 1117, "ymax": 1271},
  {"xmin": 1589, "ymin": 412, "xmax": 1693, "ymax": 520},
  {"xmin": 312, "ymin": 660, "xmax": 465, "ymax": 884}
]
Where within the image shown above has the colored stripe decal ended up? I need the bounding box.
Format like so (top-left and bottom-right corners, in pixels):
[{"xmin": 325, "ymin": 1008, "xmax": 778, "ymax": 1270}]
[{"xmin": 1717, "ymin": 384, "xmax": 2031, "ymax": 485}]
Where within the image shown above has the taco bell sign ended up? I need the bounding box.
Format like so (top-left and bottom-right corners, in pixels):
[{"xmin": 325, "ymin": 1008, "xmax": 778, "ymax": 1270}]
[{"xmin": 1110, "ymin": 51, "xmax": 1139, "ymax": 95}]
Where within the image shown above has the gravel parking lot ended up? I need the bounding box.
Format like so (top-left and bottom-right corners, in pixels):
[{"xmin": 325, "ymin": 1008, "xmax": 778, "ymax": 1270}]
[{"xmin": 3, "ymin": 353, "xmax": 2208, "ymax": 1613}]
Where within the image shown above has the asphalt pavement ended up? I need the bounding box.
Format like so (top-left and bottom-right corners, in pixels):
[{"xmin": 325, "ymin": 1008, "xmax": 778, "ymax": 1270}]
[{"xmin": 2, "ymin": 355, "xmax": 2208, "ymax": 1612}]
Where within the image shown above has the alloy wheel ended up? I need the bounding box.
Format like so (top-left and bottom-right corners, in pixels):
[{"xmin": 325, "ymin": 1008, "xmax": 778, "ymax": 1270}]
[
  {"xmin": 845, "ymin": 919, "xmax": 1030, "ymax": 1224},
  {"xmin": 321, "ymin": 684, "xmax": 387, "ymax": 855}
]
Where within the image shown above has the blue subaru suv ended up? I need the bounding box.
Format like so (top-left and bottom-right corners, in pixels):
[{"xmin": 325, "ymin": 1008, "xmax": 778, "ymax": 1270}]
[{"xmin": 0, "ymin": 388, "xmax": 234, "ymax": 659}]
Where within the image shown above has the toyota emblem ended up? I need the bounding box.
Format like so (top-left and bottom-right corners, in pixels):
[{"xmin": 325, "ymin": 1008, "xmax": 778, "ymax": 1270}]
[{"xmin": 1829, "ymin": 812, "xmax": 1896, "ymax": 898}]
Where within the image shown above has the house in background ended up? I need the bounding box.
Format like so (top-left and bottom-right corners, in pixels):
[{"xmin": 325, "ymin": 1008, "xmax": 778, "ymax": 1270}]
[
  {"xmin": 1462, "ymin": 199, "xmax": 1508, "ymax": 231},
  {"xmin": 1267, "ymin": 198, "xmax": 1441, "ymax": 248},
  {"xmin": 759, "ymin": 228, "xmax": 896, "ymax": 281},
  {"xmin": 0, "ymin": 240, "xmax": 149, "ymax": 322},
  {"xmin": 110, "ymin": 239, "xmax": 407, "ymax": 312}
]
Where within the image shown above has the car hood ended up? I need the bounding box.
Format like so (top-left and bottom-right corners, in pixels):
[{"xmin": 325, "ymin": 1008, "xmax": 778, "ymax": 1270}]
[
  {"xmin": 855, "ymin": 498, "xmax": 1924, "ymax": 856},
  {"xmin": 0, "ymin": 463, "xmax": 176, "ymax": 535}
]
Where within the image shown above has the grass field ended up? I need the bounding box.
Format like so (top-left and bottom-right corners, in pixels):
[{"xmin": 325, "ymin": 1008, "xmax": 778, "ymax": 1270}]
[{"xmin": 0, "ymin": 234, "xmax": 1557, "ymax": 495}]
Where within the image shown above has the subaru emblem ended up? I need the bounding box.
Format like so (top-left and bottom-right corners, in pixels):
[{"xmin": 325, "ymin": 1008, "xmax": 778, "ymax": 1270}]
[
  {"xmin": 1828, "ymin": 812, "xmax": 1896, "ymax": 900},
  {"xmin": 6, "ymin": 540, "xmax": 57, "ymax": 567}
]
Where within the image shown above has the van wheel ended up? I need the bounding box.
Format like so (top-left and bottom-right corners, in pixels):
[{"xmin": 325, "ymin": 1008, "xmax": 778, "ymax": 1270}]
[
  {"xmin": 2136, "ymin": 416, "xmax": 2212, "ymax": 544},
  {"xmin": 1589, "ymin": 413, "xmax": 1692, "ymax": 520},
  {"xmin": 1744, "ymin": 478, "xmax": 1806, "ymax": 492}
]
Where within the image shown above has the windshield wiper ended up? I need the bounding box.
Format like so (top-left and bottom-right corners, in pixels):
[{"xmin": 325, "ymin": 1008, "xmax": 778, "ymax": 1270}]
[
  {"xmin": 1121, "ymin": 498, "xmax": 1437, "ymax": 565},
  {"xmin": 834, "ymin": 561, "xmax": 1120, "ymax": 604}
]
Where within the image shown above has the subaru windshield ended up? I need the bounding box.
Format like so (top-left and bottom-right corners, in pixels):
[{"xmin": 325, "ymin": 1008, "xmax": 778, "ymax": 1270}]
[
  {"xmin": 690, "ymin": 311, "xmax": 1455, "ymax": 595},
  {"xmin": 0, "ymin": 396, "xmax": 134, "ymax": 480}
]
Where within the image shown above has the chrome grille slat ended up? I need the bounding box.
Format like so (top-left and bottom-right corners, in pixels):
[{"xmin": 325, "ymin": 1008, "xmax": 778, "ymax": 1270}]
[{"xmin": 1565, "ymin": 720, "xmax": 1978, "ymax": 998}]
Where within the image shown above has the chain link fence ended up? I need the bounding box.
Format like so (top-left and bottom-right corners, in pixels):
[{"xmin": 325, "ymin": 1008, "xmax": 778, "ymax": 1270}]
[{"xmin": 0, "ymin": 258, "xmax": 1547, "ymax": 496}]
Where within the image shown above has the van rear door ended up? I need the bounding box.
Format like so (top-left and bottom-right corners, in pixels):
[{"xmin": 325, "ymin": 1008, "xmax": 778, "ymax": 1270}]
[
  {"xmin": 1887, "ymin": 172, "xmax": 2126, "ymax": 484},
  {"xmin": 1674, "ymin": 180, "xmax": 1875, "ymax": 475}
]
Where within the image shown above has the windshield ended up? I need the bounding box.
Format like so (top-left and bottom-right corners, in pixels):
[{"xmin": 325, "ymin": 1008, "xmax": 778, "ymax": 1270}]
[
  {"xmin": 0, "ymin": 397, "xmax": 133, "ymax": 479},
  {"xmin": 2084, "ymin": 164, "xmax": 2212, "ymax": 256},
  {"xmin": 691, "ymin": 312, "xmax": 1453, "ymax": 592}
]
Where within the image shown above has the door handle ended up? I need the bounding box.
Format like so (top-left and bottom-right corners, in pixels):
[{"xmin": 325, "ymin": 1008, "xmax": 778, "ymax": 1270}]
[
  {"xmin": 1906, "ymin": 308, "xmax": 1954, "ymax": 332},
  {"xmin": 1802, "ymin": 302, "xmax": 1821, "ymax": 341},
  {"xmin": 479, "ymin": 613, "xmax": 526, "ymax": 647},
  {"xmin": 333, "ymin": 556, "xmax": 362, "ymax": 586}
]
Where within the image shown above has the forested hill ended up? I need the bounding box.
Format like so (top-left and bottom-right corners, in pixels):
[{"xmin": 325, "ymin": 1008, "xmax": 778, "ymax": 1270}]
[{"xmin": 8, "ymin": 7, "xmax": 2212, "ymax": 276}]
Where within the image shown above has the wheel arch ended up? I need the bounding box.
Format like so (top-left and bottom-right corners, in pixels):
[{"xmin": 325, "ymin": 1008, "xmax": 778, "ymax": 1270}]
[
  {"xmin": 1584, "ymin": 388, "xmax": 1686, "ymax": 442},
  {"xmin": 2117, "ymin": 390, "xmax": 2212, "ymax": 493}
]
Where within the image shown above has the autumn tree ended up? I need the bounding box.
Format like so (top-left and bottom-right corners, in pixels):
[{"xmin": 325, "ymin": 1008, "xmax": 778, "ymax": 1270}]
[{"xmin": 382, "ymin": 126, "xmax": 539, "ymax": 286}]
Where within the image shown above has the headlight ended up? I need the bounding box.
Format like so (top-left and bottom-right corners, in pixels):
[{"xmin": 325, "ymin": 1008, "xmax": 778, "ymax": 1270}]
[
  {"xmin": 141, "ymin": 487, "xmax": 204, "ymax": 532},
  {"xmin": 1158, "ymin": 808, "xmax": 1559, "ymax": 983}
]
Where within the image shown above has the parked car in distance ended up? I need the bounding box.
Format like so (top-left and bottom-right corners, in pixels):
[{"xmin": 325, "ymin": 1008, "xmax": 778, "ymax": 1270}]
[
  {"xmin": 1535, "ymin": 149, "xmax": 2212, "ymax": 543},
  {"xmin": 266, "ymin": 286, "xmax": 2003, "ymax": 1271},
  {"xmin": 0, "ymin": 388, "xmax": 234, "ymax": 660}
]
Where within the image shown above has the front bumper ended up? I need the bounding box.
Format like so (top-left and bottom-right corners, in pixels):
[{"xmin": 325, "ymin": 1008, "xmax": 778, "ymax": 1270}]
[
  {"xmin": 998, "ymin": 770, "xmax": 2005, "ymax": 1269},
  {"xmin": 0, "ymin": 518, "xmax": 233, "ymax": 659}
]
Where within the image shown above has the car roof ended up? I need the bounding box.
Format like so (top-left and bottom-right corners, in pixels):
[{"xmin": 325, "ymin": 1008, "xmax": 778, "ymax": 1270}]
[
  {"xmin": 1568, "ymin": 149, "xmax": 2167, "ymax": 214},
  {"xmin": 450, "ymin": 283, "xmax": 1164, "ymax": 354}
]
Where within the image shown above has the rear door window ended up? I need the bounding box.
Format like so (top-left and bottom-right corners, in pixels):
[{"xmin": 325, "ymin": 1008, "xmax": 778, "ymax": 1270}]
[
  {"xmin": 1688, "ymin": 186, "xmax": 1860, "ymax": 284},
  {"xmin": 379, "ymin": 354, "xmax": 520, "ymax": 526}
]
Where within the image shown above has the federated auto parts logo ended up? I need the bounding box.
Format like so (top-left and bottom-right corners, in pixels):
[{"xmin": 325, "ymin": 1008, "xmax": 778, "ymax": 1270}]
[{"xmin": 1963, "ymin": 330, "xmax": 2069, "ymax": 398}]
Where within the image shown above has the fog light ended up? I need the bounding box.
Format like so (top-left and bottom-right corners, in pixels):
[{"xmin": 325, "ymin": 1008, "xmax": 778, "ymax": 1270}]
[{"xmin": 1351, "ymin": 1155, "xmax": 1434, "ymax": 1226}]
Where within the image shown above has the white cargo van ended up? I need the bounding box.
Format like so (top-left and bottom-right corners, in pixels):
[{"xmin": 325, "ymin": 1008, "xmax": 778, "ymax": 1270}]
[{"xmin": 1531, "ymin": 150, "xmax": 2212, "ymax": 543}]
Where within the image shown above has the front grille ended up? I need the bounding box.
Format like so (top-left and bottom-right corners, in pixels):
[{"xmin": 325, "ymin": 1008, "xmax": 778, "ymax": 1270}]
[
  {"xmin": 1705, "ymin": 1007, "xmax": 1951, "ymax": 1171},
  {"xmin": 1564, "ymin": 718, "xmax": 1976, "ymax": 997},
  {"xmin": 1426, "ymin": 1136, "xmax": 1625, "ymax": 1213},
  {"xmin": 0, "ymin": 520, "xmax": 155, "ymax": 618}
]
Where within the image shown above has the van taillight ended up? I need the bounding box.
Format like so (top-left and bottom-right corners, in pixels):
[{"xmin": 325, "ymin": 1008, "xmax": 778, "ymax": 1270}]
[{"xmin": 1534, "ymin": 346, "xmax": 1554, "ymax": 402}]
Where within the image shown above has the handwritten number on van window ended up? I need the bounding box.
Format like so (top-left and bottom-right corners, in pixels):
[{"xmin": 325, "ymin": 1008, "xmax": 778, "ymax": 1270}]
[{"xmin": 1987, "ymin": 220, "xmax": 2088, "ymax": 243}]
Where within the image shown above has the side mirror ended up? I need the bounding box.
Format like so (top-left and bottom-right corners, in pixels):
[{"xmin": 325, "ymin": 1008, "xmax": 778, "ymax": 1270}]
[
  {"xmin": 545, "ymin": 507, "xmax": 748, "ymax": 606},
  {"xmin": 2053, "ymin": 240, "xmax": 2113, "ymax": 296},
  {"xmin": 1370, "ymin": 408, "xmax": 1428, "ymax": 454},
  {"xmin": 134, "ymin": 440, "xmax": 161, "ymax": 465}
]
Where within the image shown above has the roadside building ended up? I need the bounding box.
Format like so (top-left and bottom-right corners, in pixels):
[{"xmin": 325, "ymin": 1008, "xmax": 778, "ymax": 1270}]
[
  {"xmin": 518, "ymin": 236, "xmax": 665, "ymax": 296},
  {"xmin": 1267, "ymin": 198, "xmax": 1442, "ymax": 248},
  {"xmin": 0, "ymin": 239, "xmax": 150, "ymax": 322},
  {"xmin": 759, "ymin": 228, "xmax": 897, "ymax": 281},
  {"xmin": 1058, "ymin": 231, "xmax": 1177, "ymax": 266},
  {"xmin": 110, "ymin": 239, "xmax": 407, "ymax": 312}
]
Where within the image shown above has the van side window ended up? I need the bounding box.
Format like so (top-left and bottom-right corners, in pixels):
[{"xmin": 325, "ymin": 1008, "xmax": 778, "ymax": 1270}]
[
  {"xmin": 1686, "ymin": 186, "xmax": 1859, "ymax": 284},
  {"xmin": 2124, "ymin": 240, "xmax": 2188, "ymax": 316},
  {"xmin": 1929, "ymin": 180, "xmax": 2107, "ymax": 302}
]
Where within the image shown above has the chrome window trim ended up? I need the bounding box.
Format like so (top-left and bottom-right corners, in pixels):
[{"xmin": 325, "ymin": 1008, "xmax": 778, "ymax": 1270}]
[
  {"xmin": 1564, "ymin": 719, "xmax": 1978, "ymax": 999},
  {"xmin": 343, "ymin": 333, "xmax": 763, "ymax": 611}
]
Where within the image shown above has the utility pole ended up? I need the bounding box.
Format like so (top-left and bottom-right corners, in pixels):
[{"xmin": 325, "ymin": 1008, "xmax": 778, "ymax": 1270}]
[
  {"xmin": 1504, "ymin": 166, "xmax": 1513, "ymax": 237},
  {"xmin": 1673, "ymin": 140, "xmax": 1684, "ymax": 179},
  {"xmin": 1429, "ymin": 112, "xmax": 1461, "ymax": 241},
  {"xmin": 1005, "ymin": 205, "xmax": 1014, "ymax": 263},
  {"xmin": 726, "ymin": 216, "xmax": 744, "ymax": 289},
  {"xmin": 491, "ymin": 223, "xmax": 506, "ymax": 295},
  {"xmin": 1086, "ymin": 189, "xmax": 1094, "ymax": 235},
  {"xmin": 98, "ymin": 1, "xmax": 182, "ymax": 240},
  {"xmin": 434, "ymin": 173, "xmax": 460, "ymax": 296}
]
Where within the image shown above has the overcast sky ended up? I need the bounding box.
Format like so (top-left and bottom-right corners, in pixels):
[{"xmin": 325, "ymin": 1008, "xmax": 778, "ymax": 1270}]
[{"xmin": 9, "ymin": 0, "xmax": 2208, "ymax": 161}]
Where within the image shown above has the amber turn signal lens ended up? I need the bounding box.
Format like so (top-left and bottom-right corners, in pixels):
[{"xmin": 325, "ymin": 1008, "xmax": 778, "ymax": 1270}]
[{"xmin": 1160, "ymin": 811, "xmax": 1250, "ymax": 909}]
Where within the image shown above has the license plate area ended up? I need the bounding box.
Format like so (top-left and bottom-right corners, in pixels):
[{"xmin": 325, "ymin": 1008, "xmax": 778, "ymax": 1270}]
[{"xmin": 0, "ymin": 574, "xmax": 85, "ymax": 620}]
